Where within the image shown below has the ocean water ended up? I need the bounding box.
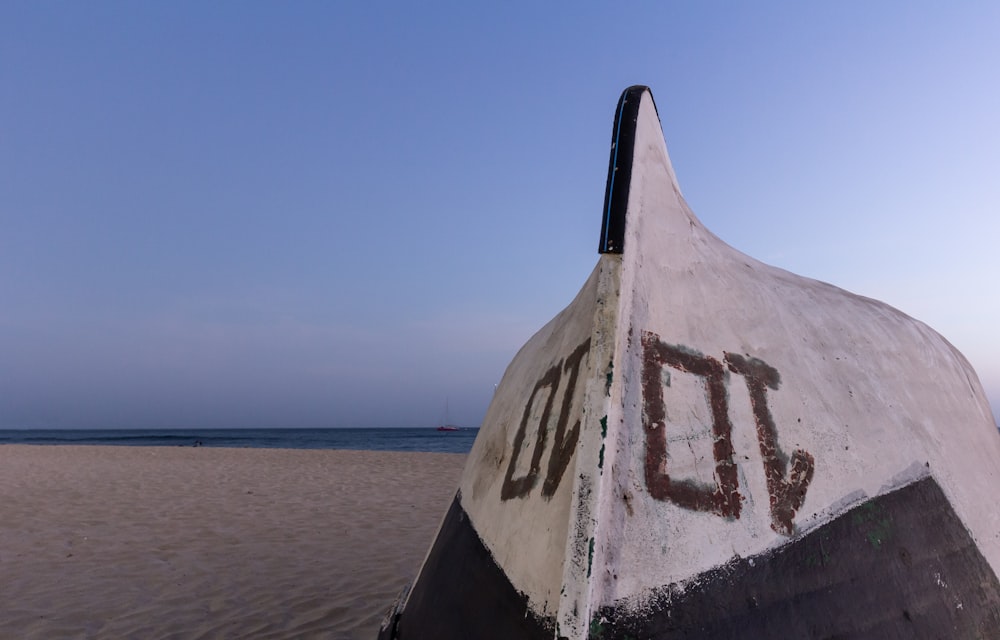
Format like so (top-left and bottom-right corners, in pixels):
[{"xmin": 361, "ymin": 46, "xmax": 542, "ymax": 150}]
[{"xmin": 0, "ymin": 427, "xmax": 478, "ymax": 454}]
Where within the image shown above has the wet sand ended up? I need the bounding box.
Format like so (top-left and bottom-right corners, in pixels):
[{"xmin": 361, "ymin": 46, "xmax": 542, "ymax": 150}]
[{"xmin": 0, "ymin": 445, "xmax": 465, "ymax": 639}]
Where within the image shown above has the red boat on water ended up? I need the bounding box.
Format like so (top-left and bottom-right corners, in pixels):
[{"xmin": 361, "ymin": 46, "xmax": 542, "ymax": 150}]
[{"xmin": 436, "ymin": 399, "xmax": 459, "ymax": 431}]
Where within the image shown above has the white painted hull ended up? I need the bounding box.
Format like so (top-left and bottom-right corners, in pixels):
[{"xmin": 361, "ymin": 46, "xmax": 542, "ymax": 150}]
[{"xmin": 380, "ymin": 86, "xmax": 1000, "ymax": 639}]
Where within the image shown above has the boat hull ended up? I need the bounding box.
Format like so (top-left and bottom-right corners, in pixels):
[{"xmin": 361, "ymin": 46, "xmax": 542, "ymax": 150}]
[{"xmin": 378, "ymin": 86, "xmax": 1000, "ymax": 639}]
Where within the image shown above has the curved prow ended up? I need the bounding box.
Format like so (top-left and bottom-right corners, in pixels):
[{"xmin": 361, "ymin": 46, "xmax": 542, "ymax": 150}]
[
  {"xmin": 599, "ymin": 85, "xmax": 648, "ymax": 254},
  {"xmin": 378, "ymin": 85, "xmax": 1000, "ymax": 639}
]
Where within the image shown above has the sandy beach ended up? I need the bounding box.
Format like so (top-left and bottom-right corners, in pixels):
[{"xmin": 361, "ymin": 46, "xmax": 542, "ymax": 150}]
[{"xmin": 0, "ymin": 445, "xmax": 466, "ymax": 639}]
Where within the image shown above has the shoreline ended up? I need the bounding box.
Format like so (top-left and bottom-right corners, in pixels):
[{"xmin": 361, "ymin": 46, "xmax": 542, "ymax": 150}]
[{"xmin": 0, "ymin": 427, "xmax": 478, "ymax": 454}]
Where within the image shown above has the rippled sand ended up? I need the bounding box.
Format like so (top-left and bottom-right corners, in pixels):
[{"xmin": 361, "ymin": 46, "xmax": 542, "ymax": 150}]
[{"xmin": 0, "ymin": 445, "xmax": 465, "ymax": 639}]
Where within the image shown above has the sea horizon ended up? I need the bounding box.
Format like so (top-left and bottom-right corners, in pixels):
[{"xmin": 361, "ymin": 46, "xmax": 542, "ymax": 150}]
[{"xmin": 0, "ymin": 427, "xmax": 479, "ymax": 454}]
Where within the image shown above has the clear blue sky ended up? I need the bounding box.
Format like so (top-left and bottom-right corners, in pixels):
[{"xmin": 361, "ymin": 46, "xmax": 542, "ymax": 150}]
[{"xmin": 2, "ymin": 2, "xmax": 998, "ymax": 428}]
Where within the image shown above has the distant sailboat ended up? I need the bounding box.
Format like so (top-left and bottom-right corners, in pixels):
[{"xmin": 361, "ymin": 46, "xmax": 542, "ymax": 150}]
[{"xmin": 436, "ymin": 400, "xmax": 459, "ymax": 432}]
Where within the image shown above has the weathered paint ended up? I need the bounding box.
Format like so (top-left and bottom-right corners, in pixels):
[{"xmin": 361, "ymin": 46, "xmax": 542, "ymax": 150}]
[
  {"xmin": 500, "ymin": 337, "xmax": 591, "ymax": 501},
  {"xmin": 641, "ymin": 334, "xmax": 743, "ymax": 520},
  {"xmin": 379, "ymin": 86, "xmax": 1000, "ymax": 639},
  {"xmin": 381, "ymin": 495, "xmax": 552, "ymax": 639},
  {"xmin": 592, "ymin": 476, "xmax": 1000, "ymax": 638},
  {"xmin": 590, "ymin": 88, "xmax": 1000, "ymax": 624},
  {"xmin": 725, "ymin": 350, "xmax": 816, "ymax": 535}
]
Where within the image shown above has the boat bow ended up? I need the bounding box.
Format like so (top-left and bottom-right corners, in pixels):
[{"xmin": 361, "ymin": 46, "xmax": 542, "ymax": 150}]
[{"xmin": 379, "ymin": 85, "xmax": 1000, "ymax": 639}]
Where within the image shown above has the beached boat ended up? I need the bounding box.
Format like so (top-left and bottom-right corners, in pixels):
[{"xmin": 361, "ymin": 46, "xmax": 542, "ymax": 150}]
[{"xmin": 378, "ymin": 86, "xmax": 1000, "ymax": 639}]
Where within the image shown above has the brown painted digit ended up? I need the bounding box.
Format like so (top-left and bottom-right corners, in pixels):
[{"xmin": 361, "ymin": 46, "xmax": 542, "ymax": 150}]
[
  {"xmin": 725, "ymin": 352, "xmax": 814, "ymax": 536},
  {"xmin": 500, "ymin": 364, "xmax": 561, "ymax": 501},
  {"xmin": 641, "ymin": 331, "xmax": 742, "ymax": 519},
  {"xmin": 542, "ymin": 339, "xmax": 591, "ymax": 498}
]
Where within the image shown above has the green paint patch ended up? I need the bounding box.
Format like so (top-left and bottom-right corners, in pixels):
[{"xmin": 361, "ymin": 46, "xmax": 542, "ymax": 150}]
[
  {"xmin": 851, "ymin": 501, "xmax": 893, "ymax": 550},
  {"xmin": 588, "ymin": 618, "xmax": 636, "ymax": 640},
  {"xmin": 587, "ymin": 537, "xmax": 595, "ymax": 578},
  {"xmin": 599, "ymin": 419, "xmax": 608, "ymax": 470},
  {"xmin": 589, "ymin": 616, "xmax": 606, "ymax": 638},
  {"xmin": 802, "ymin": 532, "xmax": 833, "ymax": 568}
]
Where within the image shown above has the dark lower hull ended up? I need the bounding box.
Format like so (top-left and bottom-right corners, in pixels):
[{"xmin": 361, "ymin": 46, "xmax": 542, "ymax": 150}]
[
  {"xmin": 379, "ymin": 493, "xmax": 553, "ymax": 640},
  {"xmin": 596, "ymin": 476, "xmax": 1000, "ymax": 639},
  {"xmin": 381, "ymin": 477, "xmax": 1000, "ymax": 639}
]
